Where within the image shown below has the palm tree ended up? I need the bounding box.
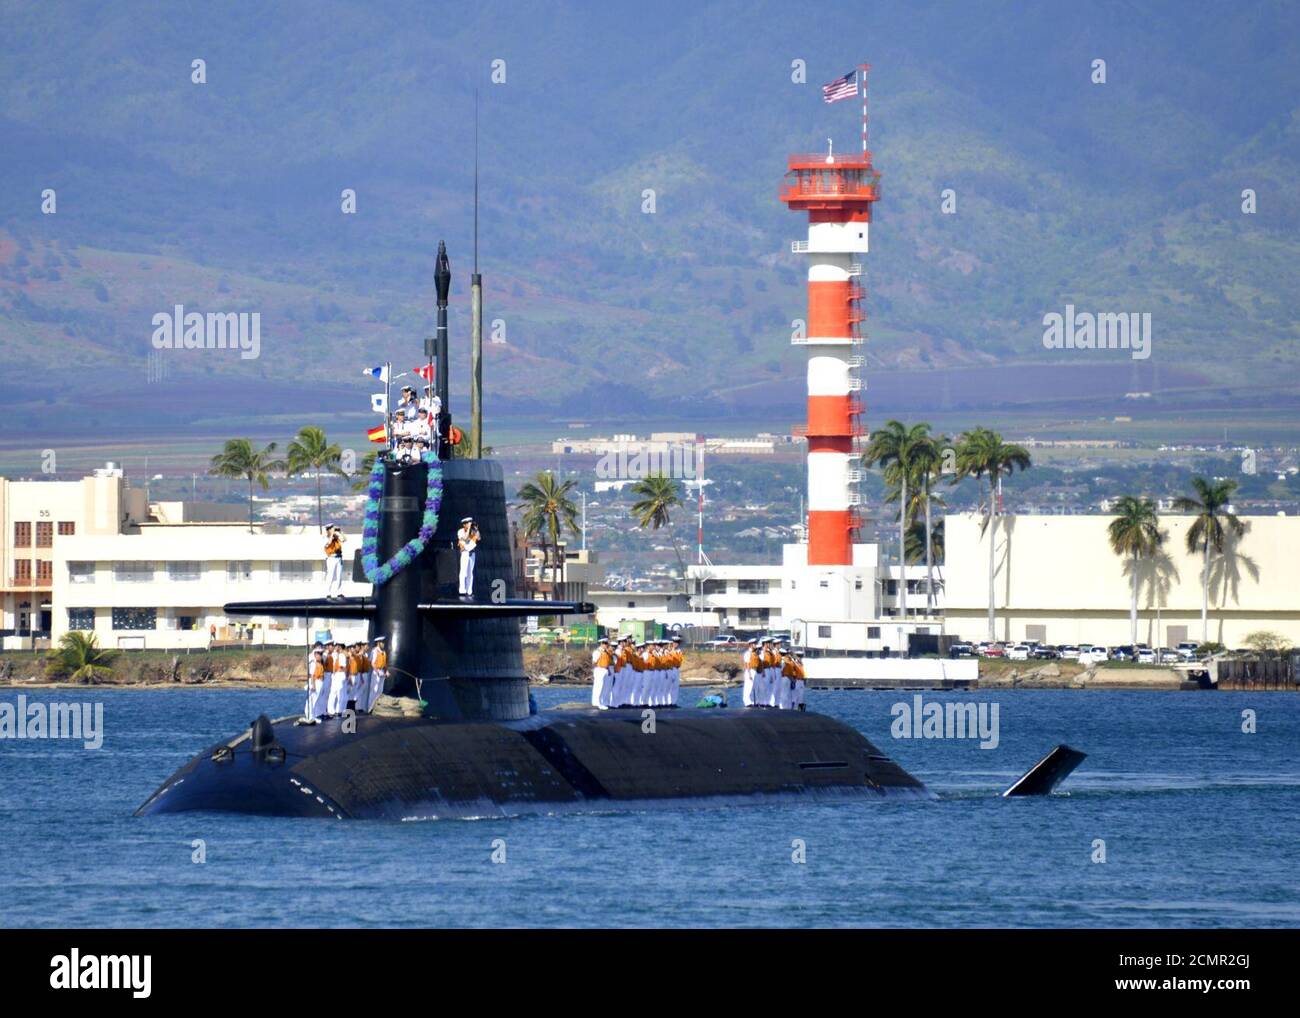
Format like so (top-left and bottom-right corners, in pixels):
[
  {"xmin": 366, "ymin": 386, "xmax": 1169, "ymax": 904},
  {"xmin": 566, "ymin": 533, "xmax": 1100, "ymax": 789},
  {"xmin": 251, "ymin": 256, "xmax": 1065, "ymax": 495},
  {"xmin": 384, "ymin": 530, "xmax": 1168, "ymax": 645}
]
[
  {"xmin": 46, "ymin": 631, "xmax": 119, "ymax": 684},
  {"xmin": 630, "ymin": 474, "xmax": 687, "ymax": 588},
  {"xmin": 1172, "ymin": 477, "xmax": 1247, "ymax": 642},
  {"xmin": 1107, "ymin": 496, "xmax": 1165, "ymax": 648},
  {"xmin": 863, "ymin": 421, "xmax": 931, "ymax": 621},
  {"xmin": 209, "ymin": 438, "xmax": 283, "ymax": 533},
  {"xmin": 954, "ymin": 427, "xmax": 1031, "ymax": 641},
  {"xmin": 516, "ymin": 471, "xmax": 581, "ymax": 590},
  {"xmin": 905, "ymin": 517, "xmax": 944, "ymax": 567},
  {"xmin": 285, "ymin": 426, "xmax": 342, "ymax": 532},
  {"xmin": 903, "ymin": 430, "xmax": 947, "ymax": 615}
]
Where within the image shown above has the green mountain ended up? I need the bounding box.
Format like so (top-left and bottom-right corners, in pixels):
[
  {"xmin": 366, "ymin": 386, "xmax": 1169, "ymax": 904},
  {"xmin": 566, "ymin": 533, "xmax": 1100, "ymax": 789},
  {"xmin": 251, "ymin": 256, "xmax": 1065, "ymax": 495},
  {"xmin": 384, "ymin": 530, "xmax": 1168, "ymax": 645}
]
[{"xmin": 1, "ymin": 0, "xmax": 1298, "ymax": 433}]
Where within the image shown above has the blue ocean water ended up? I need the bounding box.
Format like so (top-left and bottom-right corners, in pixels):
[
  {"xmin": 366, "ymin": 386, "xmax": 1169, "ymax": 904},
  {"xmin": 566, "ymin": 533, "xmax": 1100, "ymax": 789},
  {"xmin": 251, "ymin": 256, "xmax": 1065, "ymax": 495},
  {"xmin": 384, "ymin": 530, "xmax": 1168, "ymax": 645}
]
[{"xmin": 1, "ymin": 686, "xmax": 1296, "ymax": 928}]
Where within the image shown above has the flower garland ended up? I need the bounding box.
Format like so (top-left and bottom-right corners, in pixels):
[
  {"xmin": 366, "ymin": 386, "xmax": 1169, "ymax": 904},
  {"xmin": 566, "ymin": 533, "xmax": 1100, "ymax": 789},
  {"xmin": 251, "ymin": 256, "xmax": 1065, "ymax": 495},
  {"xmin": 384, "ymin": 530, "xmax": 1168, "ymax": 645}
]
[{"xmin": 361, "ymin": 452, "xmax": 443, "ymax": 585}]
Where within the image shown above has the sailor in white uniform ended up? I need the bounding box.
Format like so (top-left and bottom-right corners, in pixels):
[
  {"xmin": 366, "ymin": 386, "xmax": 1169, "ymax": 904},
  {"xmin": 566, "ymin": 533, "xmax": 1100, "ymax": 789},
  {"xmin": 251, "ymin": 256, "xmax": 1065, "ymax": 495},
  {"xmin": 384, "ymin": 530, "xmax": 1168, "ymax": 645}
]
[
  {"xmin": 326, "ymin": 642, "xmax": 348, "ymax": 716},
  {"xmin": 613, "ymin": 637, "xmax": 633, "ymax": 707},
  {"xmin": 367, "ymin": 636, "xmax": 387, "ymax": 711},
  {"xmin": 741, "ymin": 639, "xmax": 758, "ymax": 708},
  {"xmin": 765, "ymin": 639, "xmax": 782, "ymax": 708},
  {"xmin": 419, "ymin": 386, "xmax": 443, "ymax": 456},
  {"xmin": 670, "ymin": 635, "xmax": 683, "ymax": 707},
  {"xmin": 457, "ymin": 516, "xmax": 479, "ymax": 599},
  {"xmin": 304, "ymin": 646, "xmax": 326, "ymax": 721},
  {"xmin": 591, "ymin": 636, "xmax": 614, "ymax": 709},
  {"xmin": 324, "ymin": 525, "xmax": 346, "ymax": 600}
]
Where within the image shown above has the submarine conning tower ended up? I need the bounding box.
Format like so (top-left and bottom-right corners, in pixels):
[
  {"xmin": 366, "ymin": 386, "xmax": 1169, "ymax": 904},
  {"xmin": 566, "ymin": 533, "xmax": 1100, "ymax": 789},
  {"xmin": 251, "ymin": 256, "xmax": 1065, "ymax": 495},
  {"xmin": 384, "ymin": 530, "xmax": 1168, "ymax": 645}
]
[
  {"xmin": 376, "ymin": 457, "xmax": 537, "ymax": 720},
  {"xmin": 223, "ymin": 240, "xmax": 591, "ymax": 723}
]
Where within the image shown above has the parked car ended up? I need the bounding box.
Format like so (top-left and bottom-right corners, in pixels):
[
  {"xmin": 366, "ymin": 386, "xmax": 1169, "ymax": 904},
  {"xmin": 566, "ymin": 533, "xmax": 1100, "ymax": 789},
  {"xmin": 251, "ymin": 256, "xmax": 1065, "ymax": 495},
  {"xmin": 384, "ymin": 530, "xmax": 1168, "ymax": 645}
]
[
  {"xmin": 1135, "ymin": 647, "xmax": 1157, "ymax": 664},
  {"xmin": 1057, "ymin": 645, "xmax": 1081, "ymax": 661},
  {"xmin": 1176, "ymin": 641, "xmax": 1200, "ymax": 661},
  {"xmin": 949, "ymin": 642, "xmax": 975, "ymax": 658},
  {"xmin": 1156, "ymin": 648, "xmax": 1181, "ymax": 664},
  {"xmin": 1030, "ymin": 645, "xmax": 1059, "ymax": 660},
  {"xmin": 1006, "ymin": 644, "xmax": 1031, "ymax": 661},
  {"xmin": 706, "ymin": 634, "xmax": 740, "ymax": 648},
  {"xmin": 979, "ymin": 643, "xmax": 1006, "ymax": 658},
  {"xmin": 1110, "ymin": 645, "xmax": 1135, "ymax": 662},
  {"xmin": 1079, "ymin": 647, "xmax": 1109, "ymax": 665}
]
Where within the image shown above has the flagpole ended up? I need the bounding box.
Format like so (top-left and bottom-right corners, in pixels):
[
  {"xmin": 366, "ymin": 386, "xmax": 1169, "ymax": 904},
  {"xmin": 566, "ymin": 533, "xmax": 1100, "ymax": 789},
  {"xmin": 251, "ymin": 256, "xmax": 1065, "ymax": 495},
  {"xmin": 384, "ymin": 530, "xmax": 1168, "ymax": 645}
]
[
  {"xmin": 384, "ymin": 361, "xmax": 392, "ymax": 454},
  {"xmin": 858, "ymin": 62, "xmax": 870, "ymax": 156}
]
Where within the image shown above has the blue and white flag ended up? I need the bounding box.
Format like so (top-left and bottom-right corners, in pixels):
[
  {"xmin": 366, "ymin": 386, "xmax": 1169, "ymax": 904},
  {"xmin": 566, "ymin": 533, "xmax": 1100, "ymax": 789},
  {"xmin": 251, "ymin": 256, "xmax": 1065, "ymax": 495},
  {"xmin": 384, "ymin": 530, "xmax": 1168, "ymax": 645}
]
[
  {"xmin": 362, "ymin": 364, "xmax": 389, "ymax": 382},
  {"xmin": 370, "ymin": 393, "xmax": 388, "ymax": 413}
]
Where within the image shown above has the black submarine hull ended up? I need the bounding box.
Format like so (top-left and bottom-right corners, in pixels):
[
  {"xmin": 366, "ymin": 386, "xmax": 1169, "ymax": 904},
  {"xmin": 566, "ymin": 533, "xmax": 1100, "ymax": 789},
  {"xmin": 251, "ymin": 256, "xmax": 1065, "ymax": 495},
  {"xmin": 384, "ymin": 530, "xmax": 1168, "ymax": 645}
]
[{"xmin": 135, "ymin": 707, "xmax": 931, "ymax": 820}]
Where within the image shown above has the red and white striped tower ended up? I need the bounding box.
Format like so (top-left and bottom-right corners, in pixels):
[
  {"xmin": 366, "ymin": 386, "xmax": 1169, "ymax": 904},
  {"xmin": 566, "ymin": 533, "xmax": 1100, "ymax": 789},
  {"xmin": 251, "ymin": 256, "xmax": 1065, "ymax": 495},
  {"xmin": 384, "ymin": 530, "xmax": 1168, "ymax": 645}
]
[{"xmin": 781, "ymin": 79, "xmax": 880, "ymax": 567}]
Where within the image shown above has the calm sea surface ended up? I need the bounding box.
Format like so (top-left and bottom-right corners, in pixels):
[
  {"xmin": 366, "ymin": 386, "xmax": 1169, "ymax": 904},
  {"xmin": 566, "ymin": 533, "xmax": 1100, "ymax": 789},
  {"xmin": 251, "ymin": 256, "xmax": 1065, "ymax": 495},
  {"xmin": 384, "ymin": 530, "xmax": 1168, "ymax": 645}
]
[{"xmin": 1, "ymin": 686, "xmax": 1296, "ymax": 928}]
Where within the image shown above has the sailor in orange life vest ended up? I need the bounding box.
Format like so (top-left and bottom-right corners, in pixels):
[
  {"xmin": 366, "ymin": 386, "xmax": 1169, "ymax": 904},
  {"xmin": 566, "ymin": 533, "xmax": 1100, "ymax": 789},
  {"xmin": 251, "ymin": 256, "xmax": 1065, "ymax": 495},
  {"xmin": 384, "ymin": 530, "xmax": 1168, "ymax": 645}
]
[
  {"xmin": 740, "ymin": 639, "xmax": 759, "ymax": 707},
  {"xmin": 366, "ymin": 636, "xmax": 387, "ymax": 711},
  {"xmin": 304, "ymin": 645, "xmax": 326, "ymax": 722},
  {"xmin": 324, "ymin": 524, "xmax": 346, "ymax": 599},
  {"xmin": 456, "ymin": 516, "xmax": 479, "ymax": 599},
  {"xmin": 591, "ymin": 636, "xmax": 614, "ymax": 709}
]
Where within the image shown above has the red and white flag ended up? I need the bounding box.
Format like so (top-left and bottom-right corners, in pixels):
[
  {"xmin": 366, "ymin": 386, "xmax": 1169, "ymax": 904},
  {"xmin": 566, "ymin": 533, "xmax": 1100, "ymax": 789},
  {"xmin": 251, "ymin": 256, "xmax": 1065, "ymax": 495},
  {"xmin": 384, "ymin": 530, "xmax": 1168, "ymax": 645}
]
[
  {"xmin": 822, "ymin": 71, "xmax": 857, "ymax": 104},
  {"xmin": 412, "ymin": 364, "xmax": 435, "ymax": 382}
]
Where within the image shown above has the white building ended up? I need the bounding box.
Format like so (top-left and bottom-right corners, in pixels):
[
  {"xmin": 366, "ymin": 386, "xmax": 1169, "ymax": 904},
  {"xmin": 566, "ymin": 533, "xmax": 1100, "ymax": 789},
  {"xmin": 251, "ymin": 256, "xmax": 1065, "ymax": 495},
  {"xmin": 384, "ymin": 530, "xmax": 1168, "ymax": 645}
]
[
  {"xmin": 688, "ymin": 545, "xmax": 944, "ymax": 653},
  {"xmin": 53, "ymin": 522, "xmax": 368, "ymax": 649},
  {"xmin": 944, "ymin": 511, "xmax": 1300, "ymax": 648},
  {"xmin": 1, "ymin": 464, "xmax": 368, "ymax": 650}
]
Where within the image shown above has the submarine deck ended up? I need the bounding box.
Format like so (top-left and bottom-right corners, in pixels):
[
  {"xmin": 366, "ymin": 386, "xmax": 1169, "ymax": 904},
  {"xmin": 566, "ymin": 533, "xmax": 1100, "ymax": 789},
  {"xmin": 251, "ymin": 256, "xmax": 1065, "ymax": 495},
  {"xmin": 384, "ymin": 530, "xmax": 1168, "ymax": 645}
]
[{"xmin": 136, "ymin": 706, "xmax": 931, "ymax": 820}]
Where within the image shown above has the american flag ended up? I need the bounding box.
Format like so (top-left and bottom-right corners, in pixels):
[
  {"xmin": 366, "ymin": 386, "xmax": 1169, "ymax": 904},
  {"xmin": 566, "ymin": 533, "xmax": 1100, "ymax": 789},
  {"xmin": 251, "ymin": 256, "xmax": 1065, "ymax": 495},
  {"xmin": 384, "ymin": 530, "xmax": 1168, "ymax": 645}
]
[{"xmin": 822, "ymin": 71, "xmax": 857, "ymax": 104}]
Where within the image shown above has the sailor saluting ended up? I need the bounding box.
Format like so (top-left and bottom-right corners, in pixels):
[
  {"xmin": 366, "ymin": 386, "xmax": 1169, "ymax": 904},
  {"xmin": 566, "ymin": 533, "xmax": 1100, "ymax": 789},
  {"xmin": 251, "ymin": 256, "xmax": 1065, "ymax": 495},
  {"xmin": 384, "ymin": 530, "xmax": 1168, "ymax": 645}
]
[
  {"xmin": 457, "ymin": 516, "xmax": 479, "ymax": 600},
  {"xmin": 324, "ymin": 524, "xmax": 346, "ymax": 600}
]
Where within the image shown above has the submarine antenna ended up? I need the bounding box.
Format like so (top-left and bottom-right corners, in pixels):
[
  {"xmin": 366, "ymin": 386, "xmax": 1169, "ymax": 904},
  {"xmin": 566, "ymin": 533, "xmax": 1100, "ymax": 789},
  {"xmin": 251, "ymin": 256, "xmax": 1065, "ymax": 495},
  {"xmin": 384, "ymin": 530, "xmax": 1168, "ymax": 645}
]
[{"xmin": 470, "ymin": 88, "xmax": 484, "ymax": 458}]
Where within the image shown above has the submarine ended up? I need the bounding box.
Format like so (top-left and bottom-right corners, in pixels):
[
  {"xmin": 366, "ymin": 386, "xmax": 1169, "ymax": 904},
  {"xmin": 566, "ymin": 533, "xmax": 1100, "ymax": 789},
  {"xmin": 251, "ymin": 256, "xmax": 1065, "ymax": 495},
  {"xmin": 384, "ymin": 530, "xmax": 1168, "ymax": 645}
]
[{"xmin": 135, "ymin": 241, "xmax": 934, "ymax": 819}]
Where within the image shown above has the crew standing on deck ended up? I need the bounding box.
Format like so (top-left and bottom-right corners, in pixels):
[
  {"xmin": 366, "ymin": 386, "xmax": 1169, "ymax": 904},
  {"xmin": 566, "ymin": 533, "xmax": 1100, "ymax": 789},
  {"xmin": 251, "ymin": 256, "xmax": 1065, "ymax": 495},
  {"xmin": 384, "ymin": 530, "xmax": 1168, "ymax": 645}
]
[
  {"xmin": 324, "ymin": 524, "xmax": 346, "ymax": 600},
  {"xmin": 327, "ymin": 641, "xmax": 348, "ymax": 716},
  {"xmin": 457, "ymin": 516, "xmax": 479, "ymax": 599},
  {"xmin": 367, "ymin": 636, "xmax": 387, "ymax": 711},
  {"xmin": 591, "ymin": 636, "xmax": 614, "ymax": 709},
  {"xmin": 792, "ymin": 651, "xmax": 806, "ymax": 711},
  {"xmin": 353, "ymin": 642, "xmax": 370, "ymax": 712},
  {"xmin": 779, "ymin": 647, "xmax": 797, "ymax": 710},
  {"xmin": 669, "ymin": 636, "xmax": 683, "ymax": 706},
  {"xmin": 305, "ymin": 645, "xmax": 326, "ymax": 721},
  {"xmin": 741, "ymin": 639, "xmax": 759, "ymax": 707}
]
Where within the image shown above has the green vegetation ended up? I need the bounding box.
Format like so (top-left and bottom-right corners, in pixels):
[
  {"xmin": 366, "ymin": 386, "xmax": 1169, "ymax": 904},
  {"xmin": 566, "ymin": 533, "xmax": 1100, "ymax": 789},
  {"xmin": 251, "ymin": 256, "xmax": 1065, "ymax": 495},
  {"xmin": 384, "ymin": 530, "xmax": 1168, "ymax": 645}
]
[
  {"xmin": 1106, "ymin": 496, "xmax": 1166, "ymax": 648},
  {"xmin": 208, "ymin": 439, "xmax": 284, "ymax": 532},
  {"xmin": 954, "ymin": 428, "xmax": 1032, "ymax": 641},
  {"xmin": 630, "ymin": 474, "xmax": 688, "ymax": 589},
  {"xmin": 44, "ymin": 632, "xmax": 119, "ymax": 684},
  {"xmin": 284, "ymin": 426, "xmax": 343, "ymax": 532},
  {"xmin": 1172, "ymin": 478, "xmax": 1247, "ymax": 642},
  {"xmin": 516, "ymin": 471, "xmax": 581, "ymax": 585}
]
